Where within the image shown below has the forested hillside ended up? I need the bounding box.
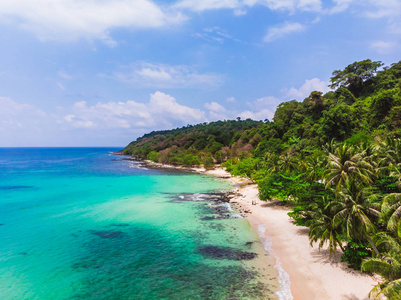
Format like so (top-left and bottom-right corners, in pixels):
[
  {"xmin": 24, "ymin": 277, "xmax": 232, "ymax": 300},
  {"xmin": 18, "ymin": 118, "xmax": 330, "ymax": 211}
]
[
  {"xmin": 124, "ymin": 59, "xmax": 401, "ymax": 298},
  {"xmin": 124, "ymin": 59, "xmax": 401, "ymax": 169},
  {"xmin": 123, "ymin": 119, "xmax": 264, "ymax": 168}
]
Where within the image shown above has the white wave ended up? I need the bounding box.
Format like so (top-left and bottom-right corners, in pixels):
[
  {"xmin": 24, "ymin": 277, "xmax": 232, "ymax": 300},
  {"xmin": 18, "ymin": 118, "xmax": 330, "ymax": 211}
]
[
  {"xmin": 127, "ymin": 162, "xmax": 148, "ymax": 170},
  {"xmin": 229, "ymin": 214, "xmax": 243, "ymax": 219},
  {"xmin": 188, "ymin": 193, "xmax": 208, "ymax": 201},
  {"xmin": 258, "ymin": 224, "xmax": 293, "ymax": 300},
  {"xmin": 220, "ymin": 203, "xmax": 233, "ymax": 212}
]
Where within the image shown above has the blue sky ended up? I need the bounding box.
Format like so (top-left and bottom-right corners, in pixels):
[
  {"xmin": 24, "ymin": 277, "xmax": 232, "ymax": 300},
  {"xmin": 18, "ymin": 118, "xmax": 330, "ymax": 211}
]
[{"xmin": 0, "ymin": 0, "xmax": 400, "ymax": 146}]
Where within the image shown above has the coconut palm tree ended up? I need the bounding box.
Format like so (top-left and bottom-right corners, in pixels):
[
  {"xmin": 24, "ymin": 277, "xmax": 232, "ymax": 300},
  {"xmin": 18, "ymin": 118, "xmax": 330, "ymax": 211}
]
[
  {"xmin": 307, "ymin": 196, "xmax": 344, "ymax": 257},
  {"xmin": 361, "ymin": 227, "xmax": 401, "ymax": 299},
  {"xmin": 376, "ymin": 137, "xmax": 401, "ymax": 177},
  {"xmin": 333, "ymin": 180, "xmax": 381, "ymax": 255},
  {"xmin": 324, "ymin": 144, "xmax": 373, "ymax": 190},
  {"xmin": 322, "ymin": 138, "xmax": 339, "ymax": 155},
  {"xmin": 260, "ymin": 152, "xmax": 279, "ymax": 173},
  {"xmin": 277, "ymin": 152, "xmax": 297, "ymax": 173},
  {"xmin": 304, "ymin": 155, "xmax": 326, "ymax": 183},
  {"xmin": 381, "ymin": 193, "xmax": 401, "ymax": 233},
  {"xmin": 385, "ymin": 138, "xmax": 401, "ymax": 167}
]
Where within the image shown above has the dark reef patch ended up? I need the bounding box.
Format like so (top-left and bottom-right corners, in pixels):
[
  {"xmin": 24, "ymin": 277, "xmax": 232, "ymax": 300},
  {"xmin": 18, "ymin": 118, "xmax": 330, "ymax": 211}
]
[
  {"xmin": 109, "ymin": 223, "xmax": 130, "ymax": 227},
  {"xmin": 0, "ymin": 185, "xmax": 34, "ymax": 190},
  {"xmin": 197, "ymin": 245, "xmax": 258, "ymax": 261},
  {"xmin": 89, "ymin": 230, "xmax": 123, "ymax": 239},
  {"xmin": 74, "ymin": 225, "xmax": 270, "ymax": 300}
]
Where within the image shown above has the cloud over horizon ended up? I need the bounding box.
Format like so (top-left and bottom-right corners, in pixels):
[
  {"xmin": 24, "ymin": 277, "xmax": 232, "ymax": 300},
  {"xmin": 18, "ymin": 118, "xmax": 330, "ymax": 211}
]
[
  {"xmin": 115, "ymin": 62, "xmax": 225, "ymax": 89},
  {"xmin": 284, "ymin": 78, "xmax": 331, "ymax": 100},
  {"xmin": 0, "ymin": 92, "xmax": 284, "ymax": 146}
]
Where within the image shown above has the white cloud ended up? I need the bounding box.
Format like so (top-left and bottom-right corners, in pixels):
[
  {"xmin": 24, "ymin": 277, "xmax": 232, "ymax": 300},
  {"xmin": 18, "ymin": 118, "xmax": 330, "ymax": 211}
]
[
  {"xmin": 239, "ymin": 95, "xmax": 281, "ymax": 121},
  {"xmin": 263, "ymin": 22, "xmax": 306, "ymax": 42},
  {"xmin": 0, "ymin": 0, "xmax": 184, "ymax": 43},
  {"xmin": 0, "ymin": 97, "xmax": 51, "ymax": 146},
  {"xmin": 226, "ymin": 97, "xmax": 236, "ymax": 103},
  {"xmin": 115, "ymin": 62, "xmax": 225, "ymax": 89},
  {"xmin": 0, "ymin": 97, "xmax": 47, "ymax": 125},
  {"xmin": 137, "ymin": 68, "xmax": 172, "ymax": 81},
  {"xmin": 234, "ymin": 8, "xmax": 247, "ymax": 15},
  {"xmin": 175, "ymin": 0, "xmax": 240, "ymax": 12},
  {"xmin": 194, "ymin": 27, "xmax": 242, "ymax": 44},
  {"xmin": 238, "ymin": 109, "xmax": 274, "ymax": 121},
  {"xmin": 57, "ymin": 70, "xmax": 73, "ymax": 79},
  {"xmin": 311, "ymin": 16, "xmax": 321, "ymax": 23},
  {"xmin": 56, "ymin": 82, "xmax": 66, "ymax": 90},
  {"xmin": 1, "ymin": 94, "xmax": 284, "ymax": 146},
  {"xmin": 205, "ymin": 102, "xmax": 226, "ymax": 112},
  {"xmin": 361, "ymin": 1, "xmax": 401, "ymax": 37},
  {"xmin": 249, "ymin": 96, "xmax": 282, "ymax": 110},
  {"xmin": 370, "ymin": 41, "xmax": 397, "ymax": 54},
  {"xmin": 252, "ymin": 0, "xmax": 321, "ymax": 12},
  {"xmin": 62, "ymin": 92, "xmax": 206, "ymax": 130},
  {"xmin": 176, "ymin": 0, "xmax": 322, "ymax": 13},
  {"xmin": 325, "ymin": 0, "xmax": 354, "ymax": 14},
  {"xmin": 362, "ymin": 0, "xmax": 401, "ymax": 19},
  {"xmin": 284, "ymin": 78, "xmax": 331, "ymax": 100}
]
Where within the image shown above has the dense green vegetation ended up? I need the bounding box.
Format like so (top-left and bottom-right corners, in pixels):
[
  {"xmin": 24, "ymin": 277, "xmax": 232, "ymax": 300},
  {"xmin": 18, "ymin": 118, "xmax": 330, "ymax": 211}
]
[
  {"xmin": 123, "ymin": 119, "xmax": 264, "ymax": 167},
  {"xmin": 124, "ymin": 59, "xmax": 401, "ymax": 299}
]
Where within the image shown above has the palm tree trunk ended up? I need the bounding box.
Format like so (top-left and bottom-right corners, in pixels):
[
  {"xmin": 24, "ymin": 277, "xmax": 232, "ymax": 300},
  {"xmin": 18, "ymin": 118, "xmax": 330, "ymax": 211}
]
[{"xmin": 367, "ymin": 236, "xmax": 380, "ymax": 256}]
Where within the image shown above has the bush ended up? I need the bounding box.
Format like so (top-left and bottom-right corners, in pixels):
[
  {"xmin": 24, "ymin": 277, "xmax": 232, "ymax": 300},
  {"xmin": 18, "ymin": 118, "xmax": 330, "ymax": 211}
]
[
  {"xmin": 203, "ymin": 157, "xmax": 215, "ymax": 169},
  {"xmin": 341, "ymin": 240, "xmax": 372, "ymax": 270},
  {"xmin": 257, "ymin": 172, "xmax": 310, "ymax": 203},
  {"xmin": 229, "ymin": 157, "xmax": 259, "ymax": 178},
  {"xmin": 182, "ymin": 154, "xmax": 201, "ymax": 167},
  {"xmin": 146, "ymin": 151, "xmax": 159, "ymax": 162},
  {"xmin": 221, "ymin": 158, "xmax": 239, "ymax": 172}
]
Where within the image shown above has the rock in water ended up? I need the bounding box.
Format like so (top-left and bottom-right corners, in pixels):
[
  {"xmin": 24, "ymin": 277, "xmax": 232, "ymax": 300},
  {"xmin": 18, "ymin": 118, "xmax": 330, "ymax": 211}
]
[{"xmin": 197, "ymin": 245, "xmax": 258, "ymax": 260}]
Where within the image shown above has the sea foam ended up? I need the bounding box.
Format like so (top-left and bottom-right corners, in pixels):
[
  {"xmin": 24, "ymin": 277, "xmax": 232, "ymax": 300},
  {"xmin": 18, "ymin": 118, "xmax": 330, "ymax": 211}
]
[{"xmin": 258, "ymin": 224, "xmax": 293, "ymax": 300}]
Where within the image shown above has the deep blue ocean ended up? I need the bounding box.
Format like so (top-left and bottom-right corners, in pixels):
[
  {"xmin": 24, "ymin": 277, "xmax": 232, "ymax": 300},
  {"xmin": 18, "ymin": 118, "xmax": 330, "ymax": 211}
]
[{"xmin": 0, "ymin": 148, "xmax": 280, "ymax": 299}]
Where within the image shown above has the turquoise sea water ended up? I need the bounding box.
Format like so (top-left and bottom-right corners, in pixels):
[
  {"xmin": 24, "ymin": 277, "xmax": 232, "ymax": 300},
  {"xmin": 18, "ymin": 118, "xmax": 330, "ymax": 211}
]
[{"xmin": 0, "ymin": 148, "xmax": 280, "ymax": 299}]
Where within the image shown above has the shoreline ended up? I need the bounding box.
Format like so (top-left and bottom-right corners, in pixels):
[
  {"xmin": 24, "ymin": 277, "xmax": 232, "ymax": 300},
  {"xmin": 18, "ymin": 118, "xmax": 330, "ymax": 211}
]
[
  {"xmin": 123, "ymin": 157, "xmax": 377, "ymax": 299},
  {"xmin": 203, "ymin": 167, "xmax": 376, "ymax": 300}
]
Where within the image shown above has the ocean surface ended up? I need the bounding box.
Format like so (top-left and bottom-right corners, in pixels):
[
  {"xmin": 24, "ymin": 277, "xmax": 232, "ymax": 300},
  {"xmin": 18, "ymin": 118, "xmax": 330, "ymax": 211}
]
[{"xmin": 0, "ymin": 148, "xmax": 282, "ymax": 299}]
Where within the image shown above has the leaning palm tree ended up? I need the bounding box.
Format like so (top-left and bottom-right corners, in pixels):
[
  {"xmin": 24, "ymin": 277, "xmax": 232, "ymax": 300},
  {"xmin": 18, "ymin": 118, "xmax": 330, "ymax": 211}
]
[
  {"xmin": 385, "ymin": 138, "xmax": 401, "ymax": 167},
  {"xmin": 381, "ymin": 193, "xmax": 401, "ymax": 233},
  {"xmin": 324, "ymin": 144, "xmax": 373, "ymax": 190},
  {"xmin": 333, "ymin": 180, "xmax": 381, "ymax": 255},
  {"xmin": 361, "ymin": 225, "xmax": 401, "ymax": 299},
  {"xmin": 307, "ymin": 196, "xmax": 344, "ymax": 257},
  {"xmin": 376, "ymin": 137, "xmax": 401, "ymax": 177}
]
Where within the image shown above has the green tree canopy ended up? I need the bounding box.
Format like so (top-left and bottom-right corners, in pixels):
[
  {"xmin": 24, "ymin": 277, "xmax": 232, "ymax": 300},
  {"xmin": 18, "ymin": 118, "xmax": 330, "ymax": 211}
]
[{"xmin": 330, "ymin": 59, "xmax": 384, "ymax": 89}]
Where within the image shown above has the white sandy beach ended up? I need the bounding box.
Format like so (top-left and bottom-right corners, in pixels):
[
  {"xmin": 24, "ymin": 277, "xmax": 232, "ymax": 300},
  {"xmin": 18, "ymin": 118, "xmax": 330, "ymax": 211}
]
[{"xmin": 204, "ymin": 168, "xmax": 377, "ymax": 300}]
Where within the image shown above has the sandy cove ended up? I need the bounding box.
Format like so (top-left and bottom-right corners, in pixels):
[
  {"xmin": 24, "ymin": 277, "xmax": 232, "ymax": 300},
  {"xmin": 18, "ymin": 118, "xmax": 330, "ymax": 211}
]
[{"xmin": 203, "ymin": 167, "xmax": 377, "ymax": 300}]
